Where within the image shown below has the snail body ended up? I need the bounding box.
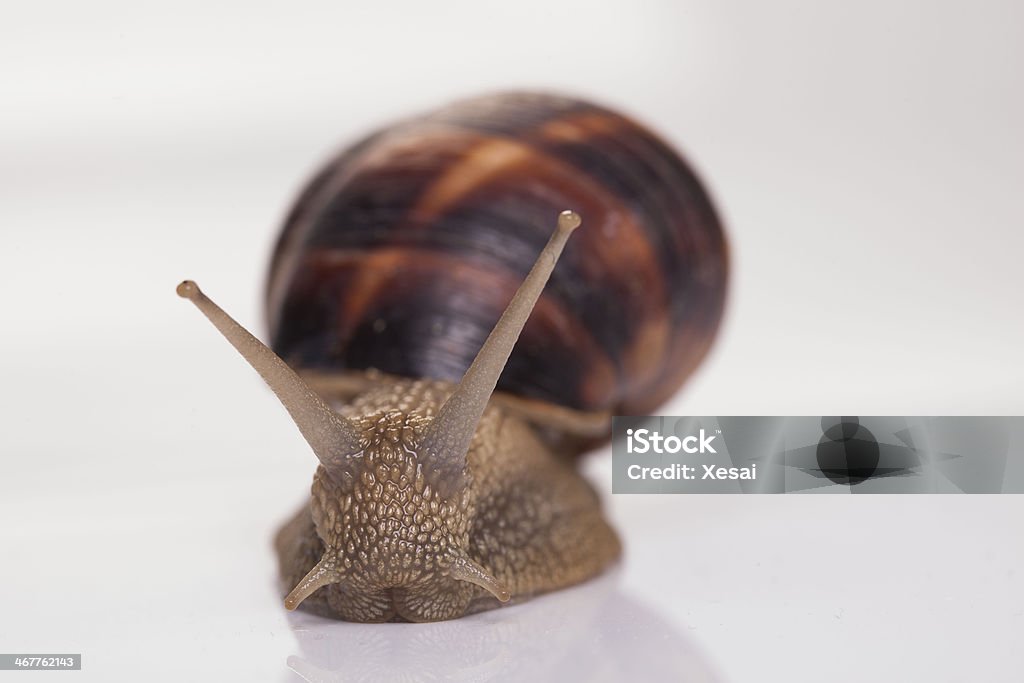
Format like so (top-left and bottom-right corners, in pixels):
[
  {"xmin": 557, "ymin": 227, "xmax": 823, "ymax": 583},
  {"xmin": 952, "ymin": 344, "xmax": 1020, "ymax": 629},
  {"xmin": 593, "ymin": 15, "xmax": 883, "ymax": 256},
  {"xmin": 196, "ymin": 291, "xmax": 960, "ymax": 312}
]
[{"xmin": 178, "ymin": 93, "xmax": 727, "ymax": 622}]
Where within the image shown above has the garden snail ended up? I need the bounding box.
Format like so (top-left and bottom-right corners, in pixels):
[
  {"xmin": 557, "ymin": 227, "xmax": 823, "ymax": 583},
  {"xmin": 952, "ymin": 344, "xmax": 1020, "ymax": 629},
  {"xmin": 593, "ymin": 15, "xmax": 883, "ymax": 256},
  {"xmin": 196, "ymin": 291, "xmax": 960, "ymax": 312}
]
[{"xmin": 177, "ymin": 92, "xmax": 728, "ymax": 622}]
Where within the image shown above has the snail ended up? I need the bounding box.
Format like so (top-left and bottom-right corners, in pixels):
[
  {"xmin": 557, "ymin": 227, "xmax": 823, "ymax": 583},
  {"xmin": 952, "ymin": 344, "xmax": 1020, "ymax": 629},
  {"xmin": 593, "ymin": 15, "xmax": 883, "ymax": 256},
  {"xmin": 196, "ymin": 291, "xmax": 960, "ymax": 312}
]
[{"xmin": 177, "ymin": 92, "xmax": 728, "ymax": 622}]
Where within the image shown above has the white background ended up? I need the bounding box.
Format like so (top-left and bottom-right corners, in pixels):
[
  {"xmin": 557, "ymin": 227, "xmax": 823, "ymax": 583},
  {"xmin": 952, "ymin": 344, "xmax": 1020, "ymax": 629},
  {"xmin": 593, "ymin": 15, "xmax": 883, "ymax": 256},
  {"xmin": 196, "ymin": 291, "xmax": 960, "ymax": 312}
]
[{"xmin": 1, "ymin": 1, "xmax": 1022, "ymax": 681}]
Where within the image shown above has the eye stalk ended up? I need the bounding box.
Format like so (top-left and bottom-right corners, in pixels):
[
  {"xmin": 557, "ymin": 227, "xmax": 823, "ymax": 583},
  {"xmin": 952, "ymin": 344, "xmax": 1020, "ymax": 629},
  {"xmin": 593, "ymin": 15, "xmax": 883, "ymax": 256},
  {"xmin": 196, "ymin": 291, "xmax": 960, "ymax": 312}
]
[
  {"xmin": 176, "ymin": 279, "xmax": 364, "ymax": 481},
  {"xmin": 419, "ymin": 210, "xmax": 582, "ymax": 495}
]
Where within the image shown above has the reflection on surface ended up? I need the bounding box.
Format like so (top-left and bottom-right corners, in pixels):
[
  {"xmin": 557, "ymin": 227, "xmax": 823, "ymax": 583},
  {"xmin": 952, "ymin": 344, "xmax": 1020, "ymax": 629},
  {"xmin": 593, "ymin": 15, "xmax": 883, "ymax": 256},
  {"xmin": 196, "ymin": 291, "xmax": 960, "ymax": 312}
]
[{"xmin": 283, "ymin": 569, "xmax": 722, "ymax": 682}]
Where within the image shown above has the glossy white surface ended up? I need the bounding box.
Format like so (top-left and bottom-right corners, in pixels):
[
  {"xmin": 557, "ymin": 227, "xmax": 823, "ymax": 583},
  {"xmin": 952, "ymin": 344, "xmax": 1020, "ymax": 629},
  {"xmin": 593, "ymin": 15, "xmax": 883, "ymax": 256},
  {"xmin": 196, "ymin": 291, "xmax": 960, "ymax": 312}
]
[{"xmin": 2, "ymin": 1, "xmax": 1022, "ymax": 681}]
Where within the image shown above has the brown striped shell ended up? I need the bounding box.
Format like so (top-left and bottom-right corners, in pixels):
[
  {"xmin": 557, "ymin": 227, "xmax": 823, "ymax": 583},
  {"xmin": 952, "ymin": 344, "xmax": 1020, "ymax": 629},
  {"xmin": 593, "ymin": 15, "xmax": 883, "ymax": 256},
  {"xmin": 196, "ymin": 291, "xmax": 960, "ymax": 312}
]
[{"xmin": 266, "ymin": 92, "xmax": 727, "ymax": 416}]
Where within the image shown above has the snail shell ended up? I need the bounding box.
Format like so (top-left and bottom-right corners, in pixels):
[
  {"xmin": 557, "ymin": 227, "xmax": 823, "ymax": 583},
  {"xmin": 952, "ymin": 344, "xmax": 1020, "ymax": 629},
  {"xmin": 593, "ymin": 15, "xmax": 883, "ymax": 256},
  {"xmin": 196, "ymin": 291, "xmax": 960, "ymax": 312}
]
[{"xmin": 266, "ymin": 92, "xmax": 728, "ymax": 417}]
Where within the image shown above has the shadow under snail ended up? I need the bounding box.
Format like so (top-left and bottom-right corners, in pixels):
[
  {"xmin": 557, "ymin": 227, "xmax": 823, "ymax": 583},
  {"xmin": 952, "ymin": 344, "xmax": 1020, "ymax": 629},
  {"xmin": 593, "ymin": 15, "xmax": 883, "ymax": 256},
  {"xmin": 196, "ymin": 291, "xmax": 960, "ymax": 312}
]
[{"xmin": 177, "ymin": 92, "xmax": 728, "ymax": 622}]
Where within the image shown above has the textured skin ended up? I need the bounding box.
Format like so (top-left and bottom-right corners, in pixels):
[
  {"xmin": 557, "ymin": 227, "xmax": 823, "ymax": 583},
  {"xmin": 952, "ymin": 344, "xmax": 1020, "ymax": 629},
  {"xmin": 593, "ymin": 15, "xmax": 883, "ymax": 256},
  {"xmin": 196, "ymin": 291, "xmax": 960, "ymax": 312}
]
[
  {"xmin": 275, "ymin": 375, "xmax": 621, "ymax": 622},
  {"xmin": 266, "ymin": 91, "xmax": 728, "ymax": 416}
]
